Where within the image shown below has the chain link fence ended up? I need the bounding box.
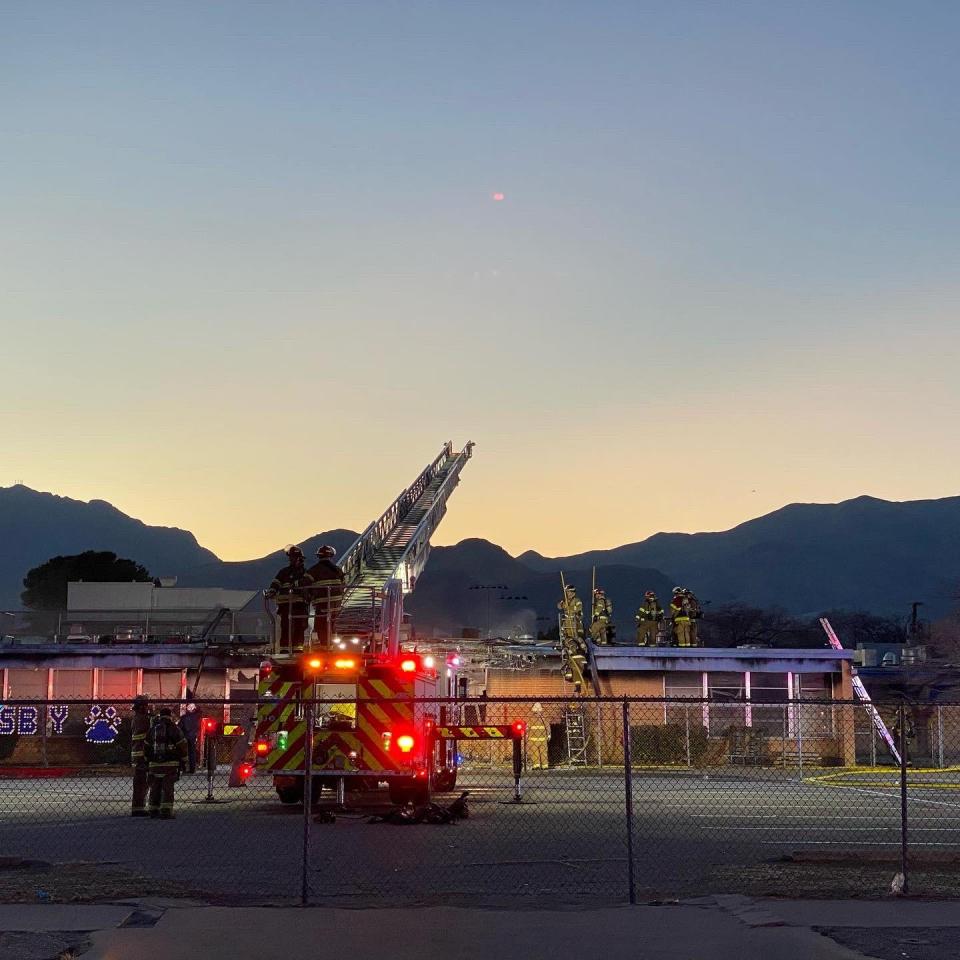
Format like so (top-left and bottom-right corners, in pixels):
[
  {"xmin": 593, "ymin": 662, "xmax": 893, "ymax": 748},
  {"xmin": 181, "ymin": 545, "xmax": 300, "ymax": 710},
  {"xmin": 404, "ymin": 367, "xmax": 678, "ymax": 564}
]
[{"xmin": 0, "ymin": 696, "xmax": 958, "ymax": 905}]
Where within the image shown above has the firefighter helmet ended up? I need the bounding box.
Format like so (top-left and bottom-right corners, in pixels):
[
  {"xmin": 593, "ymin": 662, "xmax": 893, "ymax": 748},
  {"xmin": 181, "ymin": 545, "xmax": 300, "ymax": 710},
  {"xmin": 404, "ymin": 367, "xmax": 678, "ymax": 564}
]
[
  {"xmin": 284, "ymin": 544, "xmax": 304, "ymax": 560},
  {"xmin": 316, "ymin": 544, "xmax": 337, "ymax": 559},
  {"xmin": 644, "ymin": 590, "xmax": 657, "ymax": 600}
]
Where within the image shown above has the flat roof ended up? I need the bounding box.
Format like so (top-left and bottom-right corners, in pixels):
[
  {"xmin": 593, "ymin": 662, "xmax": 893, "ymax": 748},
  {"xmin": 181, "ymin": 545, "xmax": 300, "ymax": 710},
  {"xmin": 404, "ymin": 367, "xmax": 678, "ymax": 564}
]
[
  {"xmin": 592, "ymin": 646, "xmax": 853, "ymax": 674},
  {"xmin": 0, "ymin": 642, "xmax": 264, "ymax": 670}
]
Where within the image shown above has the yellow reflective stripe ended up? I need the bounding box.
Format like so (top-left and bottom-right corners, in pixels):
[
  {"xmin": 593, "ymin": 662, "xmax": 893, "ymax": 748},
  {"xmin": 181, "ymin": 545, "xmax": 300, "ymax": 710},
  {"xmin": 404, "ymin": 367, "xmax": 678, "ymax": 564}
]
[{"xmin": 484, "ymin": 727, "xmax": 505, "ymax": 738}]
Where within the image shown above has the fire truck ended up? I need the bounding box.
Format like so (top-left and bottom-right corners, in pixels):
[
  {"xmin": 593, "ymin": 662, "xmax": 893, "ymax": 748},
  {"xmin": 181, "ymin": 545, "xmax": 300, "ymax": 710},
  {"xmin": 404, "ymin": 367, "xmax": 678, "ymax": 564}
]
[
  {"xmin": 254, "ymin": 646, "xmax": 461, "ymax": 805},
  {"xmin": 253, "ymin": 443, "xmax": 476, "ymax": 805}
]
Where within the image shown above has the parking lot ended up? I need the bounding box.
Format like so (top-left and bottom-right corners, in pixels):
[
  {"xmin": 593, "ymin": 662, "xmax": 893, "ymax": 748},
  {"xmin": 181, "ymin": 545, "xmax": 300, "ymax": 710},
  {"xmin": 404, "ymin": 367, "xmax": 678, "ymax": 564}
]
[{"xmin": 2, "ymin": 764, "xmax": 959, "ymax": 905}]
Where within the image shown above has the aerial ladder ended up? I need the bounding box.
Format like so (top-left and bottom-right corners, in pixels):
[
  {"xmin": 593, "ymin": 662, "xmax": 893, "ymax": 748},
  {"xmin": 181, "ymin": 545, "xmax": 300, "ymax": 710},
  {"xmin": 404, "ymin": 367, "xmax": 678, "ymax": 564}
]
[
  {"xmin": 329, "ymin": 440, "xmax": 475, "ymax": 650},
  {"xmin": 255, "ymin": 442, "xmax": 478, "ymax": 805}
]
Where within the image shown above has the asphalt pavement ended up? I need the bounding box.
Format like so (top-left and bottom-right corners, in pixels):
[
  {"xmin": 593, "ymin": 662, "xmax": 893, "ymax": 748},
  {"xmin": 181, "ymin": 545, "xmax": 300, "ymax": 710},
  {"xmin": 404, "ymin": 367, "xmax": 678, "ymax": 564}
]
[{"xmin": 0, "ymin": 766, "xmax": 958, "ymax": 905}]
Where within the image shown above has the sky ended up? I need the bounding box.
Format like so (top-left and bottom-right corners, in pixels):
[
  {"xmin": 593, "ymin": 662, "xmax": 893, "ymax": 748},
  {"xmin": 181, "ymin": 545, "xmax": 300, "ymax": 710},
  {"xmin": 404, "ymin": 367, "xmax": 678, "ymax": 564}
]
[{"xmin": 3, "ymin": 1, "xmax": 960, "ymax": 561}]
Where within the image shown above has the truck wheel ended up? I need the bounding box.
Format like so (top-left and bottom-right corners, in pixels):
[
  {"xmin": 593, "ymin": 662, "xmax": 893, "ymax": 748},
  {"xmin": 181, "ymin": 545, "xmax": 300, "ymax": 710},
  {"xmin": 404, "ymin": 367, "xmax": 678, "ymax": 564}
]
[
  {"xmin": 432, "ymin": 768, "xmax": 457, "ymax": 792},
  {"xmin": 388, "ymin": 780, "xmax": 430, "ymax": 806},
  {"xmin": 277, "ymin": 784, "xmax": 304, "ymax": 804}
]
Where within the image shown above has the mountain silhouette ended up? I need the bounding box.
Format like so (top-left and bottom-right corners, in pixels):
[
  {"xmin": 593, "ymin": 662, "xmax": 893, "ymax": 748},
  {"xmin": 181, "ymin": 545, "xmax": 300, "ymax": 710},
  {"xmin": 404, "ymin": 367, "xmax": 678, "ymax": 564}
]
[
  {"xmin": 0, "ymin": 485, "xmax": 217, "ymax": 608},
  {"xmin": 2, "ymin": 485, "xmax": 958, "ymax": 626},
  {"xmin": 519, "ymin": 495, "xmax": 960, "ymax": 618}
]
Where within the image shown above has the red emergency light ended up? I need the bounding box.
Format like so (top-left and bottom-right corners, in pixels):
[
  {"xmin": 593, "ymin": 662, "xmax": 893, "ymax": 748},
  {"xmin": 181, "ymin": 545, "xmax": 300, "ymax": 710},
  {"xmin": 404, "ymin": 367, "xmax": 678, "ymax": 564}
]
[
  {"xmin": 203, "ymin": 718, "xmax": 218, "ymax": 734},
  {"xmin": 396, "ymin": 734, "xmax": 416, "ymax": 753},
  {"xmin": 238, "ymin": 762, "xmax": 254, "ymax": 781},
  {"xmin": 255, "ymin": 740, "xmax": 270, "ymax": 756},
  {"xmin": 447, "ymin": 654, "xmax": 461, "ymax": 668},
  {"xmin": 306, "ymin": 656, "xmax": 323, "ymax": 670},
  {"xmin": 399, "ymin": 658, "xmax": 417, "ymax": 673},
  {"xmin": 259, "ymin": 660, "xmax": 273, "ymax": 678},
  {"xmin": 333, "ymin": 658, "xmax": 357, "ymax": 670},
  {"xmin": 512, "ymin": 720, "xmax": 526, "ymax": 737}
]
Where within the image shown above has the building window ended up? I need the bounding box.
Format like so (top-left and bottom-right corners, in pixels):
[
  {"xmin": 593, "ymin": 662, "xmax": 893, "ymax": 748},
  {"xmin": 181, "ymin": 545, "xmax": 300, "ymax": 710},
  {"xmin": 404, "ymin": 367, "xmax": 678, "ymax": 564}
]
[
  {"xmin": 52, "ymin": 669, "xmax": 93, "ymax": 701},
  {"xmin": 749, "ymin": 672, "xmax": 789, "ymax": 736},
  {"xmin": 797, "ymin": 673, "xmax": 833, "ymax": 737},
  {"xmin": 707, "ymin": 672, "xmax": 746, "ymax": 735},
  {"xmin": 99, "ymin": 669, "xmax": 137, "ymax": 702},
  {"xmin": 664, "ymin": 672, "xmax": 704, "ymax": 727},
  {"xmin": 6, "ymin": 668, "xmax": 48, "ymax": 700}
]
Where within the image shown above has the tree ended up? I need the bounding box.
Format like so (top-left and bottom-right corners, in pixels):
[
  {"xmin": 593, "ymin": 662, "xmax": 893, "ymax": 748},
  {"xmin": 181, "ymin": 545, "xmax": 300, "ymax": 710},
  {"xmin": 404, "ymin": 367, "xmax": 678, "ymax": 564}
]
[
  {"xmin": 699, "ymin": 603, "xmax": 806, "ymax": 648},
  {"xmin": 812, "ymin": 610, "xmax": 908, "ymax": 648},
  {"xmin": 21, "ymin": 551, "xmax": 152, "ymax": 610}
]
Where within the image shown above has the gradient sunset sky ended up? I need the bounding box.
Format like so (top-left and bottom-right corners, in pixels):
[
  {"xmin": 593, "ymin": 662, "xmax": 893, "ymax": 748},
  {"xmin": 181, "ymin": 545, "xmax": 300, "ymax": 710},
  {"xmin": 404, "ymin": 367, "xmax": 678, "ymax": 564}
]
[{"xmin": 5, "ymin": 2, "xmax": 960, "ymax": 561}]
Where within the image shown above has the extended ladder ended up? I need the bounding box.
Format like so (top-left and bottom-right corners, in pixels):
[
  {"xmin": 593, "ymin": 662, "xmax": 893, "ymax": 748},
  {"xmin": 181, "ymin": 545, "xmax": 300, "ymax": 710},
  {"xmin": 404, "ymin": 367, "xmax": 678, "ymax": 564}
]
[
  {"xmin": 334, "ymin": 442, "xmax": 474, "ymax": 648},
  {"xmin": 820, "ymin": 617, "xmax": 901, "ymax": 765},
  {"xmin": 564, "ymin": 705, "xmax": 588, "ymax": 766}
]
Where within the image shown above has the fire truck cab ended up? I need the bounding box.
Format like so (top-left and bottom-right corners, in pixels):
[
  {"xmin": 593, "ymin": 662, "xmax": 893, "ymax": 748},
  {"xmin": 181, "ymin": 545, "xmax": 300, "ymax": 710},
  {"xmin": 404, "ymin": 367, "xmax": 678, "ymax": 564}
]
[{"xmin": 255, "ymin": 650, "xmax": 459, "ymax": 806}]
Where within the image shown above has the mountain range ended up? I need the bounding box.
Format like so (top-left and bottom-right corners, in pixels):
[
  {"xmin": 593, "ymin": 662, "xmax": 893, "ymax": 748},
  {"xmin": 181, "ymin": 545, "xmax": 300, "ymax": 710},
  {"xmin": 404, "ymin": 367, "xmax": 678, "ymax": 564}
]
[{"xmin": 2, "ymin": 485, "xmax": 959, "ymax": 633}]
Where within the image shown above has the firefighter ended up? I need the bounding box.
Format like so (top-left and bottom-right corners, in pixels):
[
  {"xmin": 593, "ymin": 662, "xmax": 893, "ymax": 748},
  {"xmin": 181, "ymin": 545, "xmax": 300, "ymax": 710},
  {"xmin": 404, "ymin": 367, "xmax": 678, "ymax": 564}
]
[
  {"xmin": 267, "ymin": 545, "xmax": 314, "ymax": 653},
  {"xmin": 307, "ymin": 544, "xmax": 345, "ymax": 649},
  {"xmin": 591, "ymin": 587, "xmax": 614, "ymax": 645},
  {"xmin": 558, "ymin": 584, "xmax": 583, "ymax": 641},
  {"xmin": 178, "ymin": 701, "xmax": 200, "ymax": 774},
  {"xmin": 671, "ymin": 587, "xmax": 694, "ymax": 647},
  {"xmin": 130, "ymin": 694, "xmax": 151, "ymax": 817},
  {"xmin": 683, "ymin": 588, "xmax": 704, "ymax": 647},
  {"xmin": 558, "ymin": 584, "xmax": 587, "ymax": 689},
  {"xmin": 145, "ymin": 707, "xmax": 189, "ymax": 819},
  {"xmin": 635, "ymin": 591, "xmax": 664, "ymax": 646},
  {"xmin": 529, "ymin": 703, "xmax": 550, "ymax": 769}
]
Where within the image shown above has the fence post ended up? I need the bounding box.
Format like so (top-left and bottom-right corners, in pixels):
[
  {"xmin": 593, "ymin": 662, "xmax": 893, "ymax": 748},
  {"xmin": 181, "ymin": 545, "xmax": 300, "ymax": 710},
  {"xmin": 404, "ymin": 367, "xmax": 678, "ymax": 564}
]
[
  {"xmin": 597, "ymin": 701, "xmax": 603, "ymax": 767},
  {"xmin": 937, "ymin": 706, "xmax": 944, "ymax": 769},
  {"xmin": 684, "ymin": 704, "xmax": 691, "ymax": 768},
  {"xmin": 621, "ymin": 700, "xmax": 636, "ymax": 905},
  {"xmin": 301, "ymin": 701, "xmax": 314, "ymax": 906},
  {"xmin": 898, "ymin": 703, "xmax": 909, "ymax": 896},
  {"xmin": 796, "ymin": 696, "xmax": 804, "ymax": 781}
]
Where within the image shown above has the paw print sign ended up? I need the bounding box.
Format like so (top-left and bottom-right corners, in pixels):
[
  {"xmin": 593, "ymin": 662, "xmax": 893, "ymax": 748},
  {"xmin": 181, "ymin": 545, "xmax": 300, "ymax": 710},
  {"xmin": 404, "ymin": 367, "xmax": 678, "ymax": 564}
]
[{"xmin": 85, "ymin": 705, "xmax": 120, "ymax": 744}]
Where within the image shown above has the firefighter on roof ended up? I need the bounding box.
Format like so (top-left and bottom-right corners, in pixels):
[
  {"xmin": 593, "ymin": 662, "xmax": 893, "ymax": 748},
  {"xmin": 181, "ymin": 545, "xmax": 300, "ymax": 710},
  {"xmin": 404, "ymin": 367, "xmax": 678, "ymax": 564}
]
[
  {"xmin": 590, "ymin": 587, "xmax": 614, "ymax": 644},
  {"xmin": 635, "ymin": 591, "xmax": 664, "ymax": 646},
  {"xmin": 130, "ymin": 694, "xmax": 151, "ymax": 817},
  {"xmin": 267, "ymin": 545, "xmax": 314, "ymax": 653},
  {"xmin": 683, "ymin": 587, "xmax": 703, "ymax": 646},
  {"xmin": 671, "ymin": 587, "xmax": 697, "ymax": 647},
  {"xmin": 558, "ymin": 584, "xmax": 583, "ymax": 642},
  {"xmin": 307, "ymin": 544, "xmax": 346, "ymax": 649}
]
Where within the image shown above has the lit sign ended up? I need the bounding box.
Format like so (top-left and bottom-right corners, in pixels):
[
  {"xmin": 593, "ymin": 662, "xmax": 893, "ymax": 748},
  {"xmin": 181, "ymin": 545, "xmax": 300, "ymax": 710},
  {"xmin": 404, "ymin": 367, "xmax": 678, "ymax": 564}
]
[
  {"xmin": 0, "ymin": 704, "xmax": 116, "ymax": 742},
  {"xmin": 84, "ymin": 705, "xmax": 120, "ymax": 744}
]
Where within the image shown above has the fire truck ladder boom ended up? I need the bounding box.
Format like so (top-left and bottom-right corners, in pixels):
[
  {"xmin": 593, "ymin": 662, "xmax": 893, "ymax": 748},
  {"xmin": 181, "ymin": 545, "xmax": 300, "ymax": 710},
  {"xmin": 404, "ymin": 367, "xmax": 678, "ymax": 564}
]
[{"xmin": 334, "ymin": 441, "xmax": 475, "ymax": 645}]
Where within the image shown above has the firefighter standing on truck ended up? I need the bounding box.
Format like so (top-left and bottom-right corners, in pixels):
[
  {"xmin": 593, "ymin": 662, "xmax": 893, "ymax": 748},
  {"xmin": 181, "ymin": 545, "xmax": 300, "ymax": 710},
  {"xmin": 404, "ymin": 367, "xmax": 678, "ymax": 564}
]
[
  {"xmin": 635, "ymin": 591, "xmax": 664, "ymax": 646},
  {"xmin": 146, "ymin": 707, "xmax": 188, "ymax": 819},
  {"xmin": 307, "ymin": 544, "xmax": 345, "ymax": 649},
  {"xmin": 130, "ymin": 695, "xmax": 151, "ymax": 817},
  {"xmin": 529, "ymin": 703, "xmax": 550, "ymax": 769},
  {"xmin": 268, "ymin": 545, "xmax": 314, "ymax": 653},
  {"xmin": 590, "ymin": 587, "xmax": 613, "ymax": 645}
]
